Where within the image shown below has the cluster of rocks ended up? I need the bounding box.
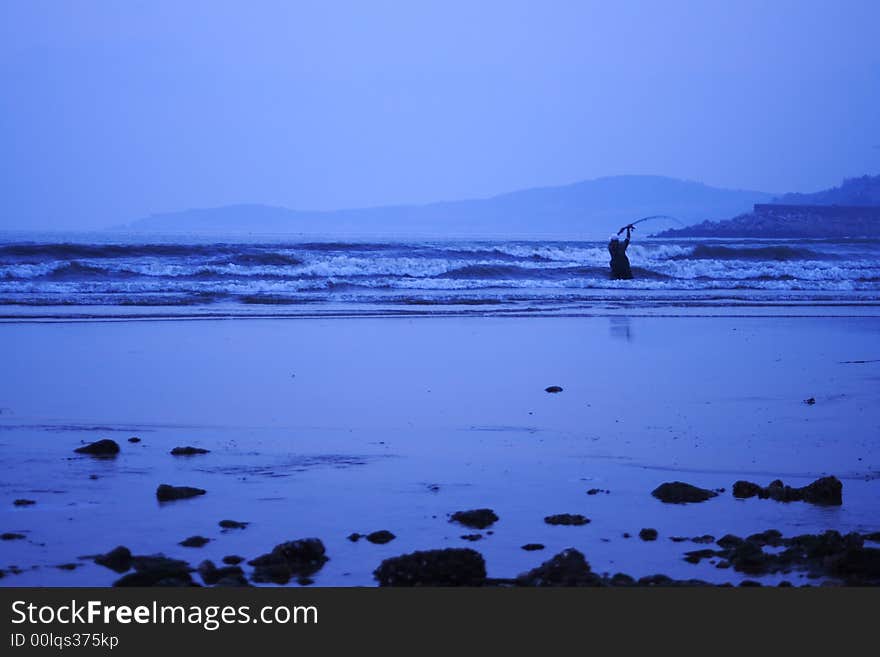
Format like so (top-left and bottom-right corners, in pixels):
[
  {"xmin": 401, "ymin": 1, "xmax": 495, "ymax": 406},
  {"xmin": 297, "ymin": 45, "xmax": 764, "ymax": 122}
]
[
  {"xmin": 732, "ymin": 476, "xmax": 842, "ymax": 506},
  {"xmin": 680, "ymin": 529, "xmax": 880, "ymax": 583},
  {"xmin": 93, "ymin": 538, "xmax": 330, "ymax": 587},
  {"xmin": 348, "ymin": 530, "xmax": 396, "ymax": 545},
  {"xmin": 650, "ymin": 477, "xmax": 841, "ymax": 507}
]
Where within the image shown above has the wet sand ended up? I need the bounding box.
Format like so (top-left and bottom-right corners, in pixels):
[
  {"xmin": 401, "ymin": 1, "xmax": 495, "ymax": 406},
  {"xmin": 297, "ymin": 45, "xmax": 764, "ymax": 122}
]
[{"xmin": 1, "ymin": 315, "xmax": 879, "ymax": 586}]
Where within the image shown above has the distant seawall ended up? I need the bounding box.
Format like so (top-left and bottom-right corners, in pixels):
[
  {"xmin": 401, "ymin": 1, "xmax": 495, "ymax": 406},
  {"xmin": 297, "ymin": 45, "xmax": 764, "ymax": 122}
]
[{"xmin": 656, "ymin": 203, "xmax": 880, "ymax": 238}]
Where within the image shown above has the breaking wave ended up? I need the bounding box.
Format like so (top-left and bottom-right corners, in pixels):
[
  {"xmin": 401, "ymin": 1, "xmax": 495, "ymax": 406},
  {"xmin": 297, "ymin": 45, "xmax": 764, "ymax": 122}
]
[{"xmin": 1, "ymin": 236, "xmax": 878, "ymax": 310}]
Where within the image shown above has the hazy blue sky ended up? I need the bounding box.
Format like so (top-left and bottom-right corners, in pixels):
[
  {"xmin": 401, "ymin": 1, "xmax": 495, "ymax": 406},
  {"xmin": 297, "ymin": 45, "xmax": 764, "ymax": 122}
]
[{"xmin": 1, "ymin": 0, "xmax": 878, "ymax": 230}]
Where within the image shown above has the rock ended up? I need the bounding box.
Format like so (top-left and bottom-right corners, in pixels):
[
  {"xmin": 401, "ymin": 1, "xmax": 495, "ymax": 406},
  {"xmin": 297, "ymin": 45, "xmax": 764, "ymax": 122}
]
[
  {"xmin": 609, "ymin": 573, "xmax": 636, "ymax": 586},
  {"xmin": 544, "ymin": 514, "xmax": 590, "ymax": 526},
  {"xmin": 179, "ymin": 536, "xmax": 211, "ymax": 548},
  {"xmin": 347, "ymin": 533, "xmax": 362, "ymax": 542},
  {"xmin": 218, "ymin": 520, "xmax": 248, "ymax": 529},
  {"xmin": 717, "ymin": 534, "xmax": 744, "ymax": 549},
  {"xmin": 88, "ymin": 475, "xmax": 99, "ymax": 480},
  {"xmin": 156, "ymin": 484, "xmax": 206, "ymax": 502},
  {"xmin": 197, "ymin": 560, "xmax": 245, "ymax": 586},
  {"xmin": 731, "ymin": 476, "xmax": 842, "ymax": 506},
  {"xmin": 128, "ymin": 437, "xmax": 141, "ymax": 443},
  {"xmin": 297, "ymin": 577, "xmax": 314, "ymax": 586},
  {"xmin": 170, "ymin": 446, "xmax": 210, "ymax": 456},
  {"xmin": 521, "ymin": 544, "xmax": 545, "ymax": 551},
  {"xmin": 13, "ymin": 499, "xmax": 35, "ymax": 506},
  {"xmin": 586, "ymin": 488, "xmax": 610, "ymax": 495},
  {"xmin": 692, "ymin": 535, "xmax": 716, "ymax": 544},
  {"xmin": 639, "ymin": 528, "xmax": 658, "ymax": 541},
  {"xmin": 222, "ymin": 555, "xmax": 244, "ymax": 565},
  {"xmin": 683, "ymin": 549, "xmax": 719, "ymax": 564},
  {"xmin": 801, "ymin": 476, "xmax": 843, "ymax": 506},
  {"xmin": 55, "ymin": 563, "xmax": 79, "ymax": 570},
  {"xmin": 450, "ymin": 508, "xmax": 498, "ymax": 529},
  {"xmin": 74, "ymin": 439, "xmax": 120, "ymax": 456},
  {"xmin": 651, "ymin": 481, "xmax": 718, "ymax": 504},
  {"xmin": 825, "ymin": 548, "xmax": 880, "ymax": 582},
  {"xmin": 114, "ymin": 555, "xmax": 193, "ymax": 587},
  {"xmin": 804, "ymin": 397, "xmax": 816, "ymax": 405},
  {"xmin": 732, "ymin": 481, "xmax": 762, "ymax": 499},
  {"xmin": 94, "ymin": 546, "xmax": 132, "ymax": 573},
  {"xmin": 366, "ymin": 530, "xmax": 396, "ymax": 545},
  {"xmin": 214, "ymin": 573, "xmax": 251, "ymax": 587},
  {"xmin": 374, "ymin": 548, "xmax": 486, "ymax": 586},
  {"xmin": 1, "ymin": 533, "xmax": 25, "ymax": 540},
  {"xmin": 746, "ymin": 530, "xmax": 783, "ymax": 547},
  {"xmin": 516, "ymin": 549, "xmax": 600, "ymax": 587},
  {"xmin": 545, "ymin": 386, "xmax": 563, "ymax": 393},
  {"xmin": 249, "ymin": 539, "xmax": 329, "ymax": 584},
  {"xmin": 460, "ymin": 534, "xmax": 482, "ymax": 542}
]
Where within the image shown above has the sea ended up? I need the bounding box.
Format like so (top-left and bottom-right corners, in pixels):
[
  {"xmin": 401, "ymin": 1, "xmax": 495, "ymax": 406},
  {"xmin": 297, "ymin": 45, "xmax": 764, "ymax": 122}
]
[{"xmin": 1, "ymin": 231, "xmax": 879, "ymax": 318}]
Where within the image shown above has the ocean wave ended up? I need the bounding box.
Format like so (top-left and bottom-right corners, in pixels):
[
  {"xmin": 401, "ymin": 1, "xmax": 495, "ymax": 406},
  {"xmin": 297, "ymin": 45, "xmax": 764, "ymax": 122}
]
[{"xmin": 676, "ymin": 245, "xmax": 831, "ymax": 261}]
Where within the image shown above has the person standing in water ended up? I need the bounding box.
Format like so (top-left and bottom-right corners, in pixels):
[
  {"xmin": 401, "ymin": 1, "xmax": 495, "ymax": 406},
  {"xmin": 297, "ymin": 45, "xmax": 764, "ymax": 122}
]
[{"xmin": 608, "ymin": 225, "xmax": 634, "ymax": 280}]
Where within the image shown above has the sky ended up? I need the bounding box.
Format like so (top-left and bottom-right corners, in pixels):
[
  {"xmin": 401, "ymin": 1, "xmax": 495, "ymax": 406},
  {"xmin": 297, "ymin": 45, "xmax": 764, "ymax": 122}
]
[{"xmin": 1, "ymin": 0, "xmax": 878, "ymax": 230}]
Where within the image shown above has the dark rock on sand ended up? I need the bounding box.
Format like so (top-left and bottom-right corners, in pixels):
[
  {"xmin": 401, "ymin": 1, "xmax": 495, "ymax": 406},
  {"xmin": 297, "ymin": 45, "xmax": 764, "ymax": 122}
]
[
  {"xmin": 219, "ymin": 520, "xmax": 248, "ymax": 529},
  {"xmin": 156, "ymin": 484, "xmax": 206, "ymax": 502},
  {"xmin": 516, "ymin": 549, "xmax": 601, "ymax": 587},
  {"xmin": 374, "ymin": 548, "xmax": 486, "ymax": 587},
  {"xmin": 716, "ymin": 534, "xmax": 744, "ymax": 549},
  {"xmin": 545, "ymin": 386, "xmax": 563, "ymax": 393},
  {"xmin": 74, "ymin": 439, "xmax": 120, "ymax": 456},
  {"xmin": 732, "ymin": 481, "xmax": 763, "ymax": 498},
  {"xmin": 732, "ymin": 476, "xmax": 842, "ymax": 506},
  {"xmin": 366, "ymin": 530, "xmax": 396, "ymax": 545},
  {"xmin": 521, "ymin": 543, "xmax": 545, "ymax": 551},
  {"xmin": 1, "ymin": 533, "xmax": 25, "ymax": 540},
  {"xmin": 128, "ymin": 437, "xmax": 141, "ymax": 443},
  {"xmin": 215, "ymin": 573, "xmax": 251, "ymax": 587},
  {"xmin": 639, "ymin": 528, "xmax": 659, "ymax": 541},
  {"xmin": 94, "ymin": 546, "xmax": 132, "ymax": 573},
  {"xmin": 683, "ymin": 548, "xmax": 720, "ymax": 564},
  {"xmin": 179, "ymin": 536, "xmax": 211, "ymax": 548},
  {"xmin": 249, "ymin": 539, "xmax": 329, "ymax": 584},
  {"xmin": 692, "ymin": 535, "xmax": 716, "ymax": 544},
  {"xmin": 651, "ymin": 481, "xmax": 718, "ymax": 504},
  {"xmin": 222, "ymin": 555, "xmax": 244, "ymax": 565},
  {"xmin": 347, "ymin": 533, "xmax": 362, "ymax": 542},
  {"xmin": 545, "ymin": 514, "xmax": 590, "ymax": 526},
  {"xmin": 804, "ymin": 397, "xmax": 816, "ymax": 405},
  {"xmin": 114, "ymin": 555, "xmax": 194, "ymax": 587},
  {"xmin": 460, "ymin": 534, "xmax": 482, "ymax": 542},
  {"xmin": 55, "ymin": 563, "xmax": 79, "ymax": 570},
  {"xmin": 586, "ymin": 488, "xmax": 610, "ymax": 495},
  {"xmin": 198, "ymin": 560, "xmax": 245, "ymax": 586},
  {"xmin": 13, "ymin": 499, "xmax": 35, "ymax": 506},
  {"xmin": 450, "ymin": 508, "xmax": 499, "ymax": 529},
  {"xmin": 170, "ymin": 446, "xmax": 210, "ymax": 456}
]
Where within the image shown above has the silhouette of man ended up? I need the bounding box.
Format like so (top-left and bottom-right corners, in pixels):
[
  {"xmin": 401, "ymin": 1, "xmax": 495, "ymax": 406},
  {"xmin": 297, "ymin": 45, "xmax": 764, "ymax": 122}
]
[{"xmin": 608, "ymin": 226, "xmax": 633, "ymax": 280}]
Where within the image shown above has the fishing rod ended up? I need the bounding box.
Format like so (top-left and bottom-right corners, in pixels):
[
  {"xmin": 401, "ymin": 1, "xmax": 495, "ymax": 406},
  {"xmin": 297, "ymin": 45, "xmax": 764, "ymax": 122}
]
[{"xmin": 616, "ymin": 215, "xmax": 685, "ymax": 235}]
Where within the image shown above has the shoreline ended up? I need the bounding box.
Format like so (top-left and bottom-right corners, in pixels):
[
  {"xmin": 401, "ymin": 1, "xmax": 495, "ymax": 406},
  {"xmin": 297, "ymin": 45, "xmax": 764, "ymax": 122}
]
[{"xmin": 2, "ymin": 314, "xmax": 878, "ymax": 586}]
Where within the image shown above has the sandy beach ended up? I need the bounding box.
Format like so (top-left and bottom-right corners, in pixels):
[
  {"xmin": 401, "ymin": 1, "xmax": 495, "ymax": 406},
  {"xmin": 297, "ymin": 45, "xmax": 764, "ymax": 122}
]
[{"xmin": 1, "ymin": 313, "xmax": 878, "ymax": 586}]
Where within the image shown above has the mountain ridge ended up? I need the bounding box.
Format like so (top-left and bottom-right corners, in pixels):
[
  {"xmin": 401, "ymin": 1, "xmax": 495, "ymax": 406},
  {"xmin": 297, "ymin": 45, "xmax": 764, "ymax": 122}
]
[{"xmin": 117, "ymin": 175, "xmax": 774, "ymax": 238}]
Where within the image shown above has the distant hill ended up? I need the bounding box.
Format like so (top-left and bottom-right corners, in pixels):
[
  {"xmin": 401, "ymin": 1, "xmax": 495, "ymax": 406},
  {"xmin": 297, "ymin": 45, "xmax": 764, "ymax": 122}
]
[
  {"xmin": 118, "ymin": 175, "xmax": 773, "ymax": 238},
  {"xmin": 772, "ymin": 175, "xmax": 880, "ymax": 206},
  {"xmin": 655, "ymin": 175, "xmax": 880, "ymax": 238}
]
